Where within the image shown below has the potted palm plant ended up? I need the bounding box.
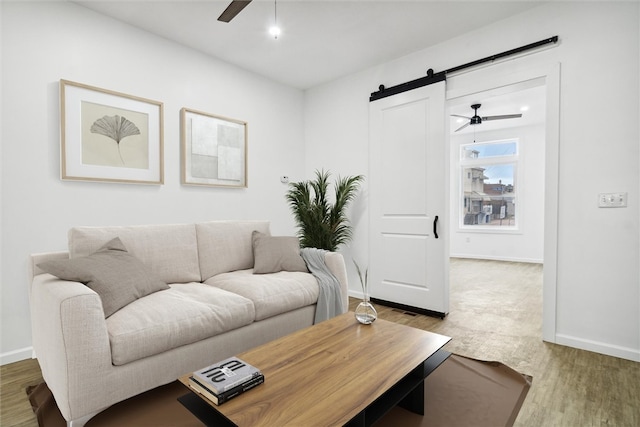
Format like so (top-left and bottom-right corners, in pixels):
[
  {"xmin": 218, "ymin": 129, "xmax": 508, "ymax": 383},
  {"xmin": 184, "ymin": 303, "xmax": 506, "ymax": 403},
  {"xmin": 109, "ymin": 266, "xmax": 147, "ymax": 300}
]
[{"xmin": 285, "ymin": 170, "xmax": 363, "ymax": 251}]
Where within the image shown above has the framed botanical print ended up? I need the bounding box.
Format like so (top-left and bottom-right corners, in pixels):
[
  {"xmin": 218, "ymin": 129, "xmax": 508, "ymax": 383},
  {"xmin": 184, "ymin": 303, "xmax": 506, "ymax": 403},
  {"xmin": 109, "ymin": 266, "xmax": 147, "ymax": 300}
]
[
  {"xmin": 60, "ymin": 79, "xmax": 164, "ymax": 184},
  {"xmin": 181, "ymin": 108, "xmax": 247, "ymax": 188}
]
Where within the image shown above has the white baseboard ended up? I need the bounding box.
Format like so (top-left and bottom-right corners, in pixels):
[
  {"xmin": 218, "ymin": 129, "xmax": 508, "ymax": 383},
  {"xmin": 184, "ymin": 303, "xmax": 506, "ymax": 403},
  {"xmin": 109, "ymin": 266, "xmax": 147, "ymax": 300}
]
[
  {"xmin": 555, "ymin": 334, "xmax": 640, "ymax": 362},
  {"xmin": 348, "ymin": 290, "xmax": 365, "ymax": 299},
  {"xmin": 1, "ymin": 346, "xmax": 34, "ymax": 365}
]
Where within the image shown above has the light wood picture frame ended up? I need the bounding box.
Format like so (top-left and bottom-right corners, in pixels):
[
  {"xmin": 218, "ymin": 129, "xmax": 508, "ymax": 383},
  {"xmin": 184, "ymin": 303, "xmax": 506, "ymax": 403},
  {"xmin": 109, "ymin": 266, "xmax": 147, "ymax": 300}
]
[
  {"xmin": 60, "ymin": 79, "xmax": 164, "ymax": 184},
  {"xmin": 181, "ymin": 108, "xmax": 247, "ymax": 188}
]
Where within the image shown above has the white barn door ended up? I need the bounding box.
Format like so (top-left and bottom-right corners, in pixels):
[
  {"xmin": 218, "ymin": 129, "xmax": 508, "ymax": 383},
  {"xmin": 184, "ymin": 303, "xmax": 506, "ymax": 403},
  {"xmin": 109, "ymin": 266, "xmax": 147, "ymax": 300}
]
[{"xmin": 369, "ymin": 82, "xmax": 449, "ymax": 316}]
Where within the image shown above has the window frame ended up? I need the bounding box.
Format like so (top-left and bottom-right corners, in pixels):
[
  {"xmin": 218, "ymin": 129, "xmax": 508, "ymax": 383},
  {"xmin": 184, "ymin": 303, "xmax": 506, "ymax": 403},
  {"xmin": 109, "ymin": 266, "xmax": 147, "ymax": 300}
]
[{"xmin": 458, "ymin": 138, "xmax": 520, "ymax": 232}]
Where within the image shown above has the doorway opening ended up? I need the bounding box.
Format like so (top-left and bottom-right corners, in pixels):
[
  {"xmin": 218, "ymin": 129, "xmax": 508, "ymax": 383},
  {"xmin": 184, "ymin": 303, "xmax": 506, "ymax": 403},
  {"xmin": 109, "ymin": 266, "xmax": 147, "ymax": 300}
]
[
  {"xmin": 449, "ymin": 79, "xmax": 546, "ymax": 263},
  {"xmin": 447, "ymin": 78, "xmax": 547, "ymax": 338}
]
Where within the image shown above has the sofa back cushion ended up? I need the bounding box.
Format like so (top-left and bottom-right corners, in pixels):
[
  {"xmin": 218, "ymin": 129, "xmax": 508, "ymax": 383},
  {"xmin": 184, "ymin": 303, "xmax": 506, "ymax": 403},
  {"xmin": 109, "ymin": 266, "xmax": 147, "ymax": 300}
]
[
  {"xmin": 196, "ymin": 220, "xmax": 270, "ymax": 280},
  {"xmin": 68, "ymin": 223, "xmax": 201, "ymax": 283}
]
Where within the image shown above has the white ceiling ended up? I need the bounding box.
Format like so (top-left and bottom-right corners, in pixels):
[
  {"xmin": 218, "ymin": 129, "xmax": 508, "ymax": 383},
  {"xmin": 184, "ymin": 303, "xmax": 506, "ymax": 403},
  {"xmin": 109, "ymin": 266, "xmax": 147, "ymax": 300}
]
[
  {"xmin": 76, "ymin": 1, "xmax": 547, "ymax": 134},
  {"xmin": 448, "ymin": 81, "xmax": 546, "ymax": 135},
  {"xmin": 76, "ymin": 0, "xmax": 544, "ymax": 90}
]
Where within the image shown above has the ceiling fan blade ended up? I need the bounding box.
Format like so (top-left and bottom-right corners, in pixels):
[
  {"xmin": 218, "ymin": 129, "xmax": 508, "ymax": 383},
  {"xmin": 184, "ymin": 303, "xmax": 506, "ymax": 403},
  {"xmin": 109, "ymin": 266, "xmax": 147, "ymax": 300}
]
[
  {"xmin": 454, "ymin": 122, "xmax": 471, "ymax": 132},
  {"xmin": 482, "ymin": 114, "xmax": 523, "ymax": 121},
  {"xmin": 451, "ymin": 114, "xmax": 471, "ymax": 119},
  {"xmin": 218, "ymin": 0, "xmax": 252, "ymax": 23}
]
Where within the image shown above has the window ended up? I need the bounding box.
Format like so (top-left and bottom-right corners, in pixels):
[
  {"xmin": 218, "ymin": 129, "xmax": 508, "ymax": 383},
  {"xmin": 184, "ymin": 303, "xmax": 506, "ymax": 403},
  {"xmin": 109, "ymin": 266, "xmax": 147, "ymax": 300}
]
[{"xmin": 460, "ymin": 140, "xmax": 518, "ymax": 229}]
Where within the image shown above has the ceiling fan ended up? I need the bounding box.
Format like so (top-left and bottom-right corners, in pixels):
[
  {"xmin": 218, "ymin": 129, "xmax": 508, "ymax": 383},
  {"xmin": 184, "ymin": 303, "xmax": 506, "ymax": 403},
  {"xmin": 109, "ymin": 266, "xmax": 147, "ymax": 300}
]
[
  {"xmin": 451, "ymin": 103, "xmax": 522, "ymax": 132},
  {"xmin": 218, "ymin": 0, "xmax": 252, "ymax": 23}
]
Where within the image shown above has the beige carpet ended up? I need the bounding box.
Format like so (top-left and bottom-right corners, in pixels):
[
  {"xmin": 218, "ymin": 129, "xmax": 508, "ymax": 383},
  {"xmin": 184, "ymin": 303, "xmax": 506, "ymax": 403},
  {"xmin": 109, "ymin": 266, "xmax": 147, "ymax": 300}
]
[{"xmin": 27, "ymin": 354, "xmax": 531, "ymax": 427}]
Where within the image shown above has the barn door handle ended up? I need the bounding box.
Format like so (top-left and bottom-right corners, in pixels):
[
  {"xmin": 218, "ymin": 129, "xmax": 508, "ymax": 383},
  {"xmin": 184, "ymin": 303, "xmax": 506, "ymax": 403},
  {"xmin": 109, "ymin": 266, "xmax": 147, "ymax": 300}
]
[{"xmin": 433, "ymin": 215, "xmax": 439, "ymax": 239}]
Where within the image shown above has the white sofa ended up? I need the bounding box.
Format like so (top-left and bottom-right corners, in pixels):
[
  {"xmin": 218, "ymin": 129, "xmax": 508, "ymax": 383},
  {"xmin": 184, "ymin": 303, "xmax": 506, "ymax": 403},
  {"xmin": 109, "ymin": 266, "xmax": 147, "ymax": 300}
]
[{"xmin": 28, "ymin": 220, "xmax": 348, "ymax": 426}]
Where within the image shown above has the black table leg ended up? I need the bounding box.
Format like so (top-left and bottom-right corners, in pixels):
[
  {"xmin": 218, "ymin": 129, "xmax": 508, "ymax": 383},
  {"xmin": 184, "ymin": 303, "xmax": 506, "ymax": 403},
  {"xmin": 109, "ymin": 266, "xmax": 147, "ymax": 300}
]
[
  {"xmin": 178, "ymin": 392, "xmax": 237, "ymax": 427},
  {"xmin": 398, "ymin": 379, "xmax": 425, "ymax": 415}
]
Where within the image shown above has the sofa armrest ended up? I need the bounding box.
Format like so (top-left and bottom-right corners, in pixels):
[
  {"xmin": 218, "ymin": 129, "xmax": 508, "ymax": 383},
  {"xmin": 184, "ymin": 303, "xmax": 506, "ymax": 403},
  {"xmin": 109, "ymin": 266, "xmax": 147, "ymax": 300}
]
[
  {"xmin": 323, "ymin": 252, "xmax": 349, "ymax": 313},
  {"xmin": 30, "ymin": 273, "xmax": 113, "ymax": 421},
  {"xmin": 27, "ymin": 251, "xmax": 68, "ymax": 301}
]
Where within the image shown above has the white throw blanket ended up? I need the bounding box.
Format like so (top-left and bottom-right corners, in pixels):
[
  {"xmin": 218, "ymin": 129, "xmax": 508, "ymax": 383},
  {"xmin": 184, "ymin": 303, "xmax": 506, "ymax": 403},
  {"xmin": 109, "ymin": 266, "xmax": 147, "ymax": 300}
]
[{"xmin": 300, "ymin": 247, "xmax": 344, "ymax": 323}]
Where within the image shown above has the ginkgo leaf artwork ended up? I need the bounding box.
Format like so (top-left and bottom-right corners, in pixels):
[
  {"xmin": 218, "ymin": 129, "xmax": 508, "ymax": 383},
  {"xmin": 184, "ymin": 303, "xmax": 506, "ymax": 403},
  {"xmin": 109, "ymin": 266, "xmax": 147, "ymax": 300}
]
[
  {"xmin": 61, "ymin": 80, "xmax": 162, "ymax": 184},
  {"xmin": 90, "ymin": 115, "xmax": 141, "ymax": 165}
]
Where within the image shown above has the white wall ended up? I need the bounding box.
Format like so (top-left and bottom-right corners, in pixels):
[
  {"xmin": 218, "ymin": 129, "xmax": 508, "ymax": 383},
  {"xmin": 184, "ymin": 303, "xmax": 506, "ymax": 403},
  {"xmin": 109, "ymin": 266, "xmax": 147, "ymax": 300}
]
[
  {"xmin": 303, "ymin": 71, "xmax": 373, "ymax": 290},
  {"xmin": 450, "ymin": 124, "xmax": 545, "ymax": 263},
  {"xmin": 305, "ymin": 2, "xmax": 639, "ymax": 361},
  {"xmin": 0, "ymin": 2, "xmax": 306, "ymax": 364}
]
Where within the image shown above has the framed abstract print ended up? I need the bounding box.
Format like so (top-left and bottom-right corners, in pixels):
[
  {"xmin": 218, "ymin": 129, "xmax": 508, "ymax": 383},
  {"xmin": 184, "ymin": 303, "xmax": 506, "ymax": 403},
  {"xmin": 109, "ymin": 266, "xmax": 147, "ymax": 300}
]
[{"xmin": 181, "ymin": 108, "xmax": 247, "ymax": 188}]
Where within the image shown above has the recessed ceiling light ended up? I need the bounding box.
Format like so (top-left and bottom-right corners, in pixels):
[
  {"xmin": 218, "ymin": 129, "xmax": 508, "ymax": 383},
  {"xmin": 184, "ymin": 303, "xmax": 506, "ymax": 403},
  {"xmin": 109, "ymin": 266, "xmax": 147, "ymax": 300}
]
[
  {"xmin": 520, "ymin": 105, "xmax": 529, "ymax": 112},
  {"xmin": 269, "ymin": 25, "xmax": 281, "ymax": 39}
]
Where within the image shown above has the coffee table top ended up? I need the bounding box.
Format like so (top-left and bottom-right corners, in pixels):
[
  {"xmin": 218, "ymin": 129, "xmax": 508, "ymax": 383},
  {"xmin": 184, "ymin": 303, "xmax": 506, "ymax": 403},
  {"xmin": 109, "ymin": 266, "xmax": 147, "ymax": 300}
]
[{"xmin": 181, "ymin": 312, "xmax": 450, "ymax": 426}]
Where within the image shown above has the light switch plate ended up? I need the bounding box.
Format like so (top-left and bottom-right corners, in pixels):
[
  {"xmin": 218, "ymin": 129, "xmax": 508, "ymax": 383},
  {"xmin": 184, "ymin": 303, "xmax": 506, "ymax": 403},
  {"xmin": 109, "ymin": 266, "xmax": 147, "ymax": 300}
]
[{"xmin": 598, "ymin": 192, "xmax": 627, "ymax": 208}]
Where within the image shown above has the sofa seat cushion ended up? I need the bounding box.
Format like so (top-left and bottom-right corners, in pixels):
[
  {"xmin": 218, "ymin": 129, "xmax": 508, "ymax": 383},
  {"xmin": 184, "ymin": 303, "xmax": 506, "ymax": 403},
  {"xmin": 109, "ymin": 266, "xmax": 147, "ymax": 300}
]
[
  {"xmin": 205, "ymin": 269, "xmax": 319, "ymax": 321},
  {"xmin": 106, "ymin": 282, "xmax": 255, "ymax": 366}
]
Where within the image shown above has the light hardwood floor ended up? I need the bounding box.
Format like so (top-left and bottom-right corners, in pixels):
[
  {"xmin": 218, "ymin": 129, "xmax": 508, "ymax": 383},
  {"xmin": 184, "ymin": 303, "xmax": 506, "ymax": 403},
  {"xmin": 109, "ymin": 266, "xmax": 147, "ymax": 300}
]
[
  {"xmin": 357, "ymin": 258, "xmax": 640, "ymax": 426},
  {"xmin": 2, "ymin": 258, "xmax": 639, "ymax": 426}
]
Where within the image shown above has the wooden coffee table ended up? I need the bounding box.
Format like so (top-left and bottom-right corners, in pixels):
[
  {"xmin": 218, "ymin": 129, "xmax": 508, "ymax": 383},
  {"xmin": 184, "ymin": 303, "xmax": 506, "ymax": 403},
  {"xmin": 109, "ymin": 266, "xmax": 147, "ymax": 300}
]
[{"xmin": 179, "ymin": 312, "xmax": 451, "ymax": 426}]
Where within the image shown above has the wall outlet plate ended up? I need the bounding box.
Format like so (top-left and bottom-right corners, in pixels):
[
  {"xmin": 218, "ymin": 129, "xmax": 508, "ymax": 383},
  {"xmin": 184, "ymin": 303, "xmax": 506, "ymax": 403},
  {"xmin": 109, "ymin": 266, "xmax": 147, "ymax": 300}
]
[{"xmin": 598, "ymin": 192, "xmax": 627, "ymax": 208}]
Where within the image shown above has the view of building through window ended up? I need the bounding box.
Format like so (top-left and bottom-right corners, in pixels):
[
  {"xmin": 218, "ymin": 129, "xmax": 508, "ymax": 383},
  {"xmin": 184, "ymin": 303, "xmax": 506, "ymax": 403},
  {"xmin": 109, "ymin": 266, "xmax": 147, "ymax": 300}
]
[{"xmin": 460, "ymin": 140, "xmax": 518, "ymax": 228}]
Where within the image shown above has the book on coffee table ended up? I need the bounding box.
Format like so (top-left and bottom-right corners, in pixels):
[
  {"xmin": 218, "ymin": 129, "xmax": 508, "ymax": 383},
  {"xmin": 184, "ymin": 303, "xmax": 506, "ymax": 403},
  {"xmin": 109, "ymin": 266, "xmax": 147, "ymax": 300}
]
[
  {"xmin": 192, "ymin": 356, "xmax": 262, "ymax": 394},
  {"xmin": 188, "ymin": 373, "xmax": 265, "ymax": 405}
]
